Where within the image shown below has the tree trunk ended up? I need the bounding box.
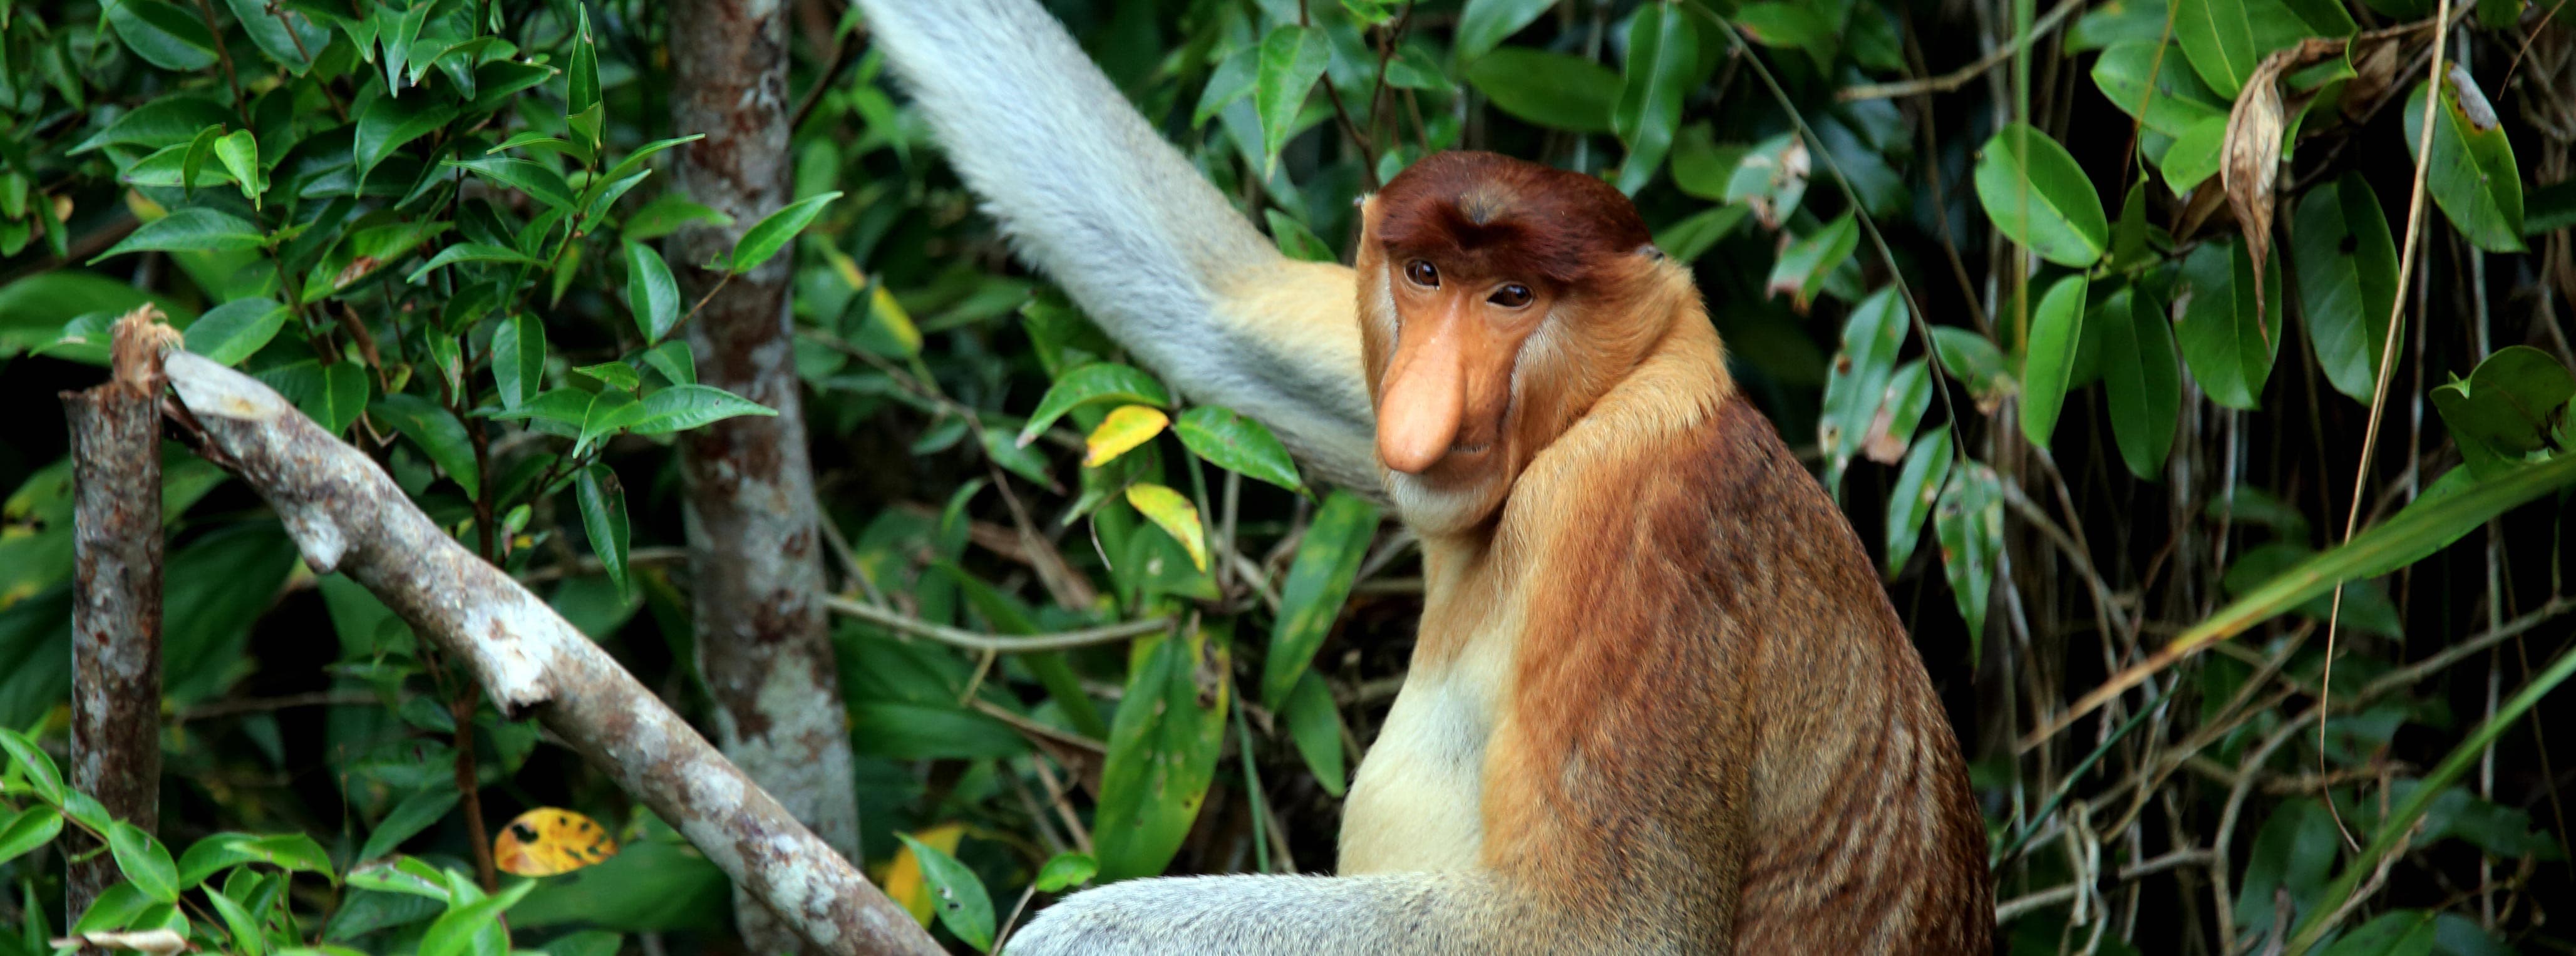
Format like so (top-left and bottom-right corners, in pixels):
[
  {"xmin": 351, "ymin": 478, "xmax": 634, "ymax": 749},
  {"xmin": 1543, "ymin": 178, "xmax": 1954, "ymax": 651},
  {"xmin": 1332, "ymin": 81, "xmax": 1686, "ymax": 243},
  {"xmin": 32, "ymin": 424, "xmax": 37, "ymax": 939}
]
[
  {"xmin": 667, "ymin": 3, "xmax": 862, "ymax": 953},
  {"xmin": 60, "ymin": 312, "xmax": 172, "ymax": 926}
]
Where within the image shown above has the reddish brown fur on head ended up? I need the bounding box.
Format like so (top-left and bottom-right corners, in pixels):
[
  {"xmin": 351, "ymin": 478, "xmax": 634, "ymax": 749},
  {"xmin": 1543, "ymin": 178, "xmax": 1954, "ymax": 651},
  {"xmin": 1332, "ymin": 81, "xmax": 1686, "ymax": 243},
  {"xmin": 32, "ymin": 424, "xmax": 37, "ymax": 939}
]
[
  {"xmin": 1356, "ymin": 151, "xmax": 1694, "ymax": 537},
  {"xmin": 1370, "ymin": 152, "xmax": 1656, "ymax": 293}
]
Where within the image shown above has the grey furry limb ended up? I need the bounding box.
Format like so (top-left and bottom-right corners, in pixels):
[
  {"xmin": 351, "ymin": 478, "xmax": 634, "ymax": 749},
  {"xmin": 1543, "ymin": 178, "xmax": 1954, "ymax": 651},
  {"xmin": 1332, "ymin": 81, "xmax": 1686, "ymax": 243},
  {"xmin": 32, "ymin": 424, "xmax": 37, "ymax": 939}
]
[{"xmin": 157, "ymin": 350, "xmax": 939, "ymax": 956}]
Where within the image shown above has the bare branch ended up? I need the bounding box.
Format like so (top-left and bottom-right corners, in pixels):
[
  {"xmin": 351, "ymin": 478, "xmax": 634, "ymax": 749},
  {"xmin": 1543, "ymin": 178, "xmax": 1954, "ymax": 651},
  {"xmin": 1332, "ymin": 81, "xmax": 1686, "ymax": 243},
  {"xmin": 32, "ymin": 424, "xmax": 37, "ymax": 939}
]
[{"xmin": 157, "ymin": 349, "xmax": 939, "ymax": 956}]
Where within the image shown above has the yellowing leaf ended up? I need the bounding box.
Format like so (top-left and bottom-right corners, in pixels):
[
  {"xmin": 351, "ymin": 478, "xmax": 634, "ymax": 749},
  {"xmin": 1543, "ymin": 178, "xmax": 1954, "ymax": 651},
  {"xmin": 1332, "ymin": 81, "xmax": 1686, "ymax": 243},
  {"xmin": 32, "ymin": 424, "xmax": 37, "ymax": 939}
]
[
  {"xmin": 880, "ymin": 822, "xmax": 965, "ymax": 926},
  {"xmin": 1124, "ymin": 482, "xmax": 1207, "ymax": 572},
  {"xmin": 1084, "ymin": 405, "xmax": 1168, "ymax": 467},
  {"xmin": 492, "ymin": 808, "xmax": 619, "ymax": 876}
]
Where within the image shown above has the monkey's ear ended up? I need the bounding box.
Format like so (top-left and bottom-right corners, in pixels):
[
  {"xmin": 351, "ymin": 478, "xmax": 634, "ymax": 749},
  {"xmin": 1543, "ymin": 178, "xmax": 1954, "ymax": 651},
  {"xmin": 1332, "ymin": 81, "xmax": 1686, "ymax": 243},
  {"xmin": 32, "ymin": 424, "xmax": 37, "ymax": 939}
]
[{"xmin": 1636, "ymin": 244, "xmax": 1667, "ymax": 261}]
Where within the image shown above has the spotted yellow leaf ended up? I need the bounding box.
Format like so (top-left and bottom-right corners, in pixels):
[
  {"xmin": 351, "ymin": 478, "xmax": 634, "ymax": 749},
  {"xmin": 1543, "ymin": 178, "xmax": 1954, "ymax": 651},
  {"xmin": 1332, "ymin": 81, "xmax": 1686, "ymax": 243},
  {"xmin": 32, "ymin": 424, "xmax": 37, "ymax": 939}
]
[
  {"xmin": 879, "ymin": 822, "xmax": 966, "ymax": 926},
  {"xmin": 1124, "ymin": 481, "xmax": 1207, "ymax": 572},
  {"xmin": 493, "ymin": 807, "xmax": 619, "ymax": 876},
  {"xmin": 1084, "ymin": 404, "xmax": 1168, "ymax": 467}
]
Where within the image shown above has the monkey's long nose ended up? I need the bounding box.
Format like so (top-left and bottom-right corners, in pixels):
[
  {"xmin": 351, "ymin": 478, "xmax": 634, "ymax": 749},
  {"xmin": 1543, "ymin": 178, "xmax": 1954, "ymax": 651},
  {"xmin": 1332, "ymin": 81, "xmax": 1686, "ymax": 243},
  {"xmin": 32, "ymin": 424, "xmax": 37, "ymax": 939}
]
[{"xmin": 1376, "ymin": 319, "xmax": 1466, "ymax": 475}]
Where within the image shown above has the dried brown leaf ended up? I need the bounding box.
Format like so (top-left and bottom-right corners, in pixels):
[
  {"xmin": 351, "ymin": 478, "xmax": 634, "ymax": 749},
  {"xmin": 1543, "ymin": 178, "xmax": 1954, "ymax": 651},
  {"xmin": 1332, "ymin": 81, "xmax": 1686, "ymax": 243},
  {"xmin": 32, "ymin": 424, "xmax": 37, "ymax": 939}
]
[{"xmin": 2223, "ymin": 54, "xmax": 2289, "ymax": 345}]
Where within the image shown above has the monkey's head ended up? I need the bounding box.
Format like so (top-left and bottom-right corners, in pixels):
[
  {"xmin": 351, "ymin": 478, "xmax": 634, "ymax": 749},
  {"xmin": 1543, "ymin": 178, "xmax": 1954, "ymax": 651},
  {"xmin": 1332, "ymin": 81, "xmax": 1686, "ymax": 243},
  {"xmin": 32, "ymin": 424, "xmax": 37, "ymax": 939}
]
[{"xmin": 1356, "ymin": 150, "xmax": 1684, "ymax": 535}]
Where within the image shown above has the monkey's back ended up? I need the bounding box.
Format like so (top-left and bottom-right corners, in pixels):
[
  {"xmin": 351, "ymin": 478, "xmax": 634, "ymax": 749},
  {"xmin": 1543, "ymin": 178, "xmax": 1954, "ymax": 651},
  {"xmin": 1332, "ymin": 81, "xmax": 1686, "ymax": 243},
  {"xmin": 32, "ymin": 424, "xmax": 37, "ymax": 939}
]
[{"xmin": 1485, "ymin": 392, "xmax": 1991, "ymax": 954}]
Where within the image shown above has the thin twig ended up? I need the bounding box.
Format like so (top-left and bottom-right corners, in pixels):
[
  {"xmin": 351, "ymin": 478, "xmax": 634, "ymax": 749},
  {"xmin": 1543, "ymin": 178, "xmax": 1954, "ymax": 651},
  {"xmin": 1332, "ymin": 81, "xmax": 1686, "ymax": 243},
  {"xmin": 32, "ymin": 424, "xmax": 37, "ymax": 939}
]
[
  {"xmin": 824, "ymin": 594, "xmax": 1174, "ymax": 652},
  {"xmin": 1838, "ymin": 0, "xmax": 2084, "ymax": 101},
  {"xmin": 2317, "ymin": 0, "xmax": 2453, "ymax": 853}
]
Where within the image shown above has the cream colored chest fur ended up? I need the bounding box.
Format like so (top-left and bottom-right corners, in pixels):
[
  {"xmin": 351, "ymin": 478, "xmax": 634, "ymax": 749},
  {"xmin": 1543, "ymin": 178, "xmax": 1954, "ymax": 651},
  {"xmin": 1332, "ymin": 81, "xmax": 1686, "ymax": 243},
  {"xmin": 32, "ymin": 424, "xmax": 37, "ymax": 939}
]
[{"xmin": 1335, "ymin": 550, "xmax": 1524, "ymax": 875}]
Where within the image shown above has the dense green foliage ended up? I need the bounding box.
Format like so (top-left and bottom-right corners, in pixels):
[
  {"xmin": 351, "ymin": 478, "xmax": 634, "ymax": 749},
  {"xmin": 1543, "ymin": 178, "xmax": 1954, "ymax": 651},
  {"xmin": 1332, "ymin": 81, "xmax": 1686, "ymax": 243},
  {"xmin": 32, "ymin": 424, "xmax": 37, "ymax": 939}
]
[{"xmin": 2, "ymin": 0, "xmax": 2574, "ymax": 953}]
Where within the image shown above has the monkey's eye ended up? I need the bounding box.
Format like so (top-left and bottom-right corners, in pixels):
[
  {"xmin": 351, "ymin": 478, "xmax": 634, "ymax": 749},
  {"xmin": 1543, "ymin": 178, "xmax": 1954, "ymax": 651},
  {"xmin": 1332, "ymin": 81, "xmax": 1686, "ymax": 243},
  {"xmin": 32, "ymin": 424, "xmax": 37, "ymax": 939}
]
[
  {"xmin": 1404, "ymin": 259, "xmax": 1440, "ymax": 287},
  {"xmin": 1488, "ymin": 284, "xmax": 1533, "ymax": 308}
]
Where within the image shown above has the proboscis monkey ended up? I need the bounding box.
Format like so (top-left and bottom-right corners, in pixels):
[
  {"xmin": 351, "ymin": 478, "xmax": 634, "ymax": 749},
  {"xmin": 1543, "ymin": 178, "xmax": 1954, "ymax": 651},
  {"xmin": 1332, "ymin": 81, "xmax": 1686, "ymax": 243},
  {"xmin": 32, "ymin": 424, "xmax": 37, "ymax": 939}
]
[{"xmin": 853, "ymin": 2, "xmax": 1993, "ymax": 952}]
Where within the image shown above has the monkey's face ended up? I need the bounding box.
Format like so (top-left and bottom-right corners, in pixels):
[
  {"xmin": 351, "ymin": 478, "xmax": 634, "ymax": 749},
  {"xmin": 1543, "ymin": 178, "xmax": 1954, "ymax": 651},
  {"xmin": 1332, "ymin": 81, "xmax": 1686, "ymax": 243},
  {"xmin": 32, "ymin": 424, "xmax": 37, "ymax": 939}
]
[
  {"xmin": 1356, "ymin": 152, "xmax": 1659, "ymax": 535},
  {"xmin": 1367, "ymin": 252, "xmax": 1553, "ymax": 529}
]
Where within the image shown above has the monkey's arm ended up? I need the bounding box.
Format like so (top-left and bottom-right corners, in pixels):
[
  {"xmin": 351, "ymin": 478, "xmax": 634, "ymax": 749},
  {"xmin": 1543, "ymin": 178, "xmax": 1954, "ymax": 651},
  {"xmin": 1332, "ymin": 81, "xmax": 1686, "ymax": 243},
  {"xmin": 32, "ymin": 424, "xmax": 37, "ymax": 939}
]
[
  {"xmin": 853, "ymin": 0, "xmax": 1381, "ymax": 491},
  {"xmin": 1002, "ymin": 872, "xmax": 1538, "ymax": 955}
]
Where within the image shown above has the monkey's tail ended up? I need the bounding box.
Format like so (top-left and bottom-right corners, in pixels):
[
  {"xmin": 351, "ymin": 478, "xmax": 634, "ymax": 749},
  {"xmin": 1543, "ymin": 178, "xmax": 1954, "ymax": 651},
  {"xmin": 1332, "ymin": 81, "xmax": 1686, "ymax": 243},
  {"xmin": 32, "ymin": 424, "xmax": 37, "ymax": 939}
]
[
  {"xmin": 853, "ymin": 0, "xmax": 1381, "ymax": 490},
  {"xmin": 854, "ymin": 0, "xmax": 1271, "ymax": 303}
]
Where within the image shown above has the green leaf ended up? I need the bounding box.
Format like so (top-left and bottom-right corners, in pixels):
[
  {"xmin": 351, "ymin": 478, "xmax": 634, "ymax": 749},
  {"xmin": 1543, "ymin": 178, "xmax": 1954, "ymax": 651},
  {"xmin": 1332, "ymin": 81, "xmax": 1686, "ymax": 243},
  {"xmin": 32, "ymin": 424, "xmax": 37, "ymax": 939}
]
[
  {"xmin": 2431, "ymin": 346, "xmax": 2576, "ymax": 476},
  {"xmin": 214, "ymin": 130, "xmax": 263, "ymax": 208},
  {"xmin": 1018, "ymin": 364, "xmax": 1172, "ymax": 445},
  {"xmin": 91, "ymin": 209, "xmax": 266, "ymax": 263},
  {"xmin": 1974, "ymin": 123, "xmax": 2108, "ymax": 267},
  {"xmin": 0, "ymin": 733, "xmax": 62, "ymax": 808},
  {"xmin": 1466, "ymin": 48, "xmax": 1620, "ymax": 134},
  {"xmin": 173, "ymin": 833, "xmax": 334, "ymax": 888},
  {"xmin": 1733, "ymin": 3, "xmax": 1833, "ymax": 52},
  {"xmin": 372, "ymin": 394, "xmax": 482, "ymax": 499},
  {"xmin": 2098, "ymin": 284, "xmax": 2182, "ymax": 479},
  {"xmin": 180, "ymin": 124, "xmax": 224, "ymax": 197},
  {"xmin": 205, "ymin": 884, "xmax": 265, "ymax": 956},
  {"xmin": 488, "ymin": 131, "xmax": 577, "ymax": 157},
  {"xmin": 1263, "ymin": 209, "xmax": 1335, "ymax": 263},
  {"xmin": 354, "ymin": 95, "xmax": 460, "ymax": 185},
  {"xmin": 257, "ymin": 361, "xmax": 372, "ymax": 434},
  {"xmin": 0, "ymin": 807, "xmax": 63, "ymax": 867},
  {"xmin": 1284, "ymin": 671, "xmax": 1349, "ymax": 796},
  {"xmin": 627, "ymin": 384, "xmax": 778, "ymax": 436},
  {"xmin": 71, "ymin": 94, "xmax": 232, "ymax": 153},
  {"xmin": 2173, "ymin": 239, "xmax": 2282, "ymax": 409},
  {"xmin": 2170, "ymin": 0, "xmax": 2324, "ymax": 99},
  {"xmin": 105, "ymin": 0, "xmax": 219, "ymax": 71},
  {"xmin": 2019, "ymin": 274, "xmax": 2089, "ymax": 450},
  {"xmin": 1260, "ymin": 491, "xmax": 1379, "ymax": 707},
  {"xmin": 1613, "ymin": 3, "xmax": 1697, "ymax": 195},
  {"xmin": 1726, "ymin": 132, "xmax": 1810, "ymax": 227},
  {"xmin": 2161, "ymin": 114, "xmax": 2228, "ymax": 195},
  {"xmin": 1254, "ymin": 26, "xmax": 1332, "ymax": 177},
  {"xmin": 624, "ymin": 242, "xmax": 683, "ymax": 342},
  {"xmin": 1885, "ymin": 430, "xmax": 1954, "ymax": 577},
  {"xmin": 403, "ymin": 243, "xmax": 544, "ymax": 283},
  {"xmin": 574, "ymin": 361, "xmax": 641, "ymax": 393},
  {"xmin": 1929, "ymin": 326, "xmax": 2014, "ymax": 402},
  {"xmin": 357, "ymin": 789, "xmax": 458, "ymax": 863},
  {"xmin": 596, "ymin": 135, "xmax": 707, "ymax": 197},
  {"xmin": 2403, "ymin": 73, "xmax": 2526, "ymax": 254},
  {"xmin": 1934, "ymin": 463, "xmax": 2003, "ymax": 661},
  {"xmin": 894, "ymin": 834, "xmax": 993, "ymax": 952},
  {"xmin": 575, "ymin": 465, "xmax": 631, "ymax": 598},
  {"xmin": 1031, "ymin": 853, "xmax": 1096, "ymax": 893},
  {"xmin": 722, "ymin": 191, "xmax": 840, "ymax": 273},
  {"xmin": 567, "ymin": 6, "xmax": 600, "ymax": 118},
  {"xmin": 1765, "ymin": 212, "xmax": 1860, "ymax": 309},
  {"xmin": 577, "ymin": 391, "xmax": 641, "ymax": 458},
  {"xmin": 225, "ymin": 0, "xmax": 329, "ymax": 73},
  {"xmin": 1668, "ymin": 123, "xmax": 1743, "ymax": 201},
  {"xmin": 443, "ymin": 157, "xmax": 578, "ymax": 212},
  {"xmin": 491, "ymin": 315, "xmax": 546, "ymax": 410},
  {"xmin": 1095, "ymin": 626, "xmax": 1229, "ymax": 881},
  {"xmin": 1172, "ymin": 406, "xmax": 1303, "ymax": 493},
  {"xmin": 108, "ymin": 822, "xmax": 179, "ymax": 904},
  {"xmin": 185, "ymin": 298, "xmax": 291, "ymax": 366},
  {"xmin": 1195, "ymin": 45, "xmax": 1258, "ymax": 128},
  {"xmin": 2292, "ymin": 174, "xmax": 2399, "ymax": 402},
  {"xmin": 1124, "ymin": 483, "xmax": 1207, "ymax": 573},
  {"xmin": 1454, "ymin": 0, "xmax": 1555, "ymax": 61},
  {"xmin": 417, "ymin": 880, "xmax": 535, "ymax": 956},
  {"xmin": 2093, "ymin": 41, "xmax": 2230, "ymax": 140},
  {"xmin": 2188, "ymin": 455, "xmax": 2576, "ymax": 661},
  {"xmin": 1651, "ymin": 203, "xmax": 1748, "ymax": 264},
  {"xmin": 1818, "ymin": 286, "xmax": 1909, "ymax": 486},
  {"xmin": 643, "ymin": 341, "xmax": 695, "ymax": 387}
]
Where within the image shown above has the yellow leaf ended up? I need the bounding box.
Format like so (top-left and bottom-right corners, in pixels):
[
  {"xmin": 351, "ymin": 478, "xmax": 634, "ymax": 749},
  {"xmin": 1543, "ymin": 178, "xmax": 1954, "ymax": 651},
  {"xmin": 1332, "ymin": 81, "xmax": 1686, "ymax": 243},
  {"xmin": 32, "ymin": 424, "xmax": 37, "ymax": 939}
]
[
  {"xmin": 1084, "ymin": 405, "xmax": 1169, "ymax": 467},
  {"xmin": 822, "ymin": 247, "xmax": 921, "ymax": 357},
  {"xmin": 1124, "ymin": 481, "xmax": 1207, "ymax": 572},
  {"xmin": 881, "ymin": 822, "xmax": 966, "ymax": 926},
  {"xmin": 493, "ymin": 807, "xmax": 620, "ymax": 876}
]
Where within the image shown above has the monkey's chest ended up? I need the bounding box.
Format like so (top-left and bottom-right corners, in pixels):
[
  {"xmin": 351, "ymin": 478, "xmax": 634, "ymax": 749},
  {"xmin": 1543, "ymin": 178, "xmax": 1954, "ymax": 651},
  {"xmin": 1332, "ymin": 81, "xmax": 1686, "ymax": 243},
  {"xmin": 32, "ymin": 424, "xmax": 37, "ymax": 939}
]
[{"xmin": 1335, "ymin": 664, "xmax": 1497, "ymax": 874}]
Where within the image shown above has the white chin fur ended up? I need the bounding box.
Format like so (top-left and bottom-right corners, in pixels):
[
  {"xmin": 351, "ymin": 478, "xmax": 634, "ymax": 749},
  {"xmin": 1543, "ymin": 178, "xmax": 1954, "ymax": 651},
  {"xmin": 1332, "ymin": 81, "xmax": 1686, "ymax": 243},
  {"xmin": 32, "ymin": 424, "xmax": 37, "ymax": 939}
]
[{"xmin": 1385, "ymin": 471, "xmax": 1499, "ymax": 536}]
